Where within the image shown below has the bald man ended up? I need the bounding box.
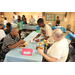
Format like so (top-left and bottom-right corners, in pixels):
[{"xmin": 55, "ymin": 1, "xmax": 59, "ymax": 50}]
[
  {"xmin": 2, "ymin": 27, "xmax": 25, "ymax": 58},
  {"xmin": 37, "ymin": 29, "xmax": 69, "ymax": 62}
]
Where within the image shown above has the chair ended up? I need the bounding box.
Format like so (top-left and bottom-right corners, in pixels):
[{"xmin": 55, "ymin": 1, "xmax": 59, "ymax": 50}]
[
  {"xmin": 0, "ymin": 38, "xmax": 4, "ymax": 62},
  {"xmin": 66, "ymin": 37, "xmax": 75, "ymax": 62}
]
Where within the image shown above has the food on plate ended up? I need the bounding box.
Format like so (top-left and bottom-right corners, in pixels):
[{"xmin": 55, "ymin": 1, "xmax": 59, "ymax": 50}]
[
  {"xmin": 44, "ymin": 40, "xmax": 48, "ymax": 44},
  {"xmin": 36, "ymin": 46, "xmax": 44, "ymax": 50},
  {"xmin": 41, "ymin": 34, "xmax": 43, "ymax": 36},
  {"xmin": 18, "ymin": 44, "xmax": 26, "ymax": 48},
  {"xmin": 24, "ymin": 42, "xmax": 28, "ymax": 45},
  {"xmin": 38, "ymin": 42, "xmax": 44, "ymax": 45}
]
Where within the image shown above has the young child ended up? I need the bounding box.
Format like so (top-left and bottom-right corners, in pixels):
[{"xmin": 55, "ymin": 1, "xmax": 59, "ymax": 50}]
[{"xmin": 17, "ymin": 19, "xmax": 22, "ymax": 38}]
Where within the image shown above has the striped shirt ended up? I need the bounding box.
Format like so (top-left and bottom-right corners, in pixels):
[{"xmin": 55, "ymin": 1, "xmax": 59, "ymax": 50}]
[{"xmin": 2, "ymin": 33, "xmax": 20, "ymax": 52}]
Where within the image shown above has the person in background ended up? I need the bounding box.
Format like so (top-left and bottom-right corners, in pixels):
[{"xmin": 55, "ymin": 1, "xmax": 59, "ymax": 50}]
[
  {"xmin": 29, "ymin": 15, "xmax": 35, "ymax": 24},
  {"xmin": 5, "ymin": 23, "xmax": 12, "ymax": 35},
  {"xmin": 17, "ymin": 19, "xmax": 22, "ymax": 38},
  {"xmin": 2, "ymin": 27, "xmax": 25, "ymax": 59},
  {"xmin": 0, "ymin": 29, "xmax": 6, "ymax": 41},
  {"xmin": 4, "ymin": 17, "xmax": 8, "ymax": 27},
  {"xmin": 22, "ymin": 15, "xmax": 27, "ymax": 24},
  {"xmin": 55, "ymin": 16, "xmax": 60, "ymax": 26},
  {"xmin": 37, "ymin": 29, "xmax": 69, "ymax": 62},
  {"xmin": 16, "ymin": 15, "xmax": 23, "ymax": 25},
  {"xmin": 12, "ymin": 16, "xmax": 16, "ymax": 24},
  {"xmin": 0, "ymin": 20, "xmax": 6, "ymax": 30}
]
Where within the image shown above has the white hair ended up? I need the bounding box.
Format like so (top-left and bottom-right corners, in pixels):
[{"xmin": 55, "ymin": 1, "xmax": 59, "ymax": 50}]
[{"xmin": 53, "ymin": 28, "xmax": 63, "ymax": 38}]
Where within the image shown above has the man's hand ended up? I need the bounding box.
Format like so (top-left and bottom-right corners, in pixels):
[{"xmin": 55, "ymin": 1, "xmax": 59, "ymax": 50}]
[
  {"xmin": 19, "ymin": 39, "xmax": 25, "ymax": 44},
  {"xmin": 37, "ymin": 48, "xmax": 43, "ymax": 55},
  {"xmin": 35, "ymin": 39, "xmax": 39, "ymax": 42},
  {"xmin": 33, "ymin": 38, "xmax": 35, "ymax": 41}
]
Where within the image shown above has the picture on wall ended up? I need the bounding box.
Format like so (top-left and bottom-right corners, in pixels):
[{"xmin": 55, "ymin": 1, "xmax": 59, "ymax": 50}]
[{"xmin": 0, "ymin": 12, "xmax": 4, "ymax": 18}]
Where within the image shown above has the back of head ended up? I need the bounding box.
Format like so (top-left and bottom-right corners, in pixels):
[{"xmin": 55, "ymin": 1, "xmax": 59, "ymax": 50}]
[
  {"xmin": 18, "ymin": 19, "xmax": 21, "ymax": 22},
  {"xmin": 53, "ymin": 29, "xmax": 63, "ymax": 38},
  {"xmin": 6, "ymin": 23, "xmax": 11, "ymax": 27},
  {"xmin": 37, "ymin": 18, "xmax": 44, "ymax": 24},
  {"xmin": 4, "ymin": 17, "xmax": 7, "ymax": 20},
  {"xmin": 11, "ymin": 27, "xmax": 18, "ymax": 32}
]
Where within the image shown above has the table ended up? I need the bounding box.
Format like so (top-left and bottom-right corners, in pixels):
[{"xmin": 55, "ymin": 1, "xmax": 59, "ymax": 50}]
[
  {"xmin": 22, "ymin": 25, "xmax": 37, "ymax": 30},
  {"xmin": 51, "ymin": 26, "xmax": 66, "ymax": 32},
  {"xmin": 4, "ymin": 31, "xmax": 44, "ymax": 62},
  {"xmin": 11, "ymin": 24, "xmax": 37, "ymax": 30},
  {"xmin": 65, "ymin": 33, "xmax": 75, "ymax": 41}
]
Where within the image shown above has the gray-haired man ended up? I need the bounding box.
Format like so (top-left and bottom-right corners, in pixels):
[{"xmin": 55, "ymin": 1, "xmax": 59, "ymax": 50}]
[
  {"xmin": 2, "ymin": 27, "xmax": 25, "ymax": 58},
  {"xmin": 37, "ymin": 29, "xmax": 69, "ymax": 62}
]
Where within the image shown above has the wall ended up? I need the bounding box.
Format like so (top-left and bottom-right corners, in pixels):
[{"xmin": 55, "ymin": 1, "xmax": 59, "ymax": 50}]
[
  {"xmin": 0, "ymin": 12, "xmax": 14, "ymax": 23},
  {"xmin": 68, "ymin": 12, "xmax": 75, "ymax": 32},
  {"xmin": 16, "ymin": 12, "xmax": 42, "ymax": 23},
  {"xmin": 42, "ymin": 12, "xmax": 67, "ymax": 29},
  {"xmin": 0, "ymin": 12, "xmax": 75, "ymax": 32}
]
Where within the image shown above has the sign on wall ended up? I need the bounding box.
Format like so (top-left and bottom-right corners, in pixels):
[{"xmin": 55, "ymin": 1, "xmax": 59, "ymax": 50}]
[{"xmin": 38, "ymin": 13, "xmax": 42, "ymax": 18}]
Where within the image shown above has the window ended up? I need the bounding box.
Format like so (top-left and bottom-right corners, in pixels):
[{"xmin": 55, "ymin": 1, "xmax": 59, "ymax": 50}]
[
  {"xmin": 45, "ymin": 13, "xmax": 55, "ymax": 21},
  {"xmin": 45, "ymin": 13, "xmax": 64, "ymax": 21}
]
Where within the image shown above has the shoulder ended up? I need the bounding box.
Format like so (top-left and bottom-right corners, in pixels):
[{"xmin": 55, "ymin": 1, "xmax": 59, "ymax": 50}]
[
  {"xmin": 4, "ymin": 34, "xmax": 11, "ymax": 40},
  {"xmin": 46, "ymin": 24, "xmax": 51, "ymax": 28}
]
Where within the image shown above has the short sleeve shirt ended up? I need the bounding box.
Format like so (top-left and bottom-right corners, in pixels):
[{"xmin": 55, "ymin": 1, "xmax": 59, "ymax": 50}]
[
  {"xmin": 39, "ymin": 24, "xmax": 54, "ymax": 42},
  {"xmin": 29, "ymin": 18, "xmax": 35, "ymax": 23},
  {"xmin": 47, "ymin": 38, "xmax": 69, "ymax": 62},
  {"xmin": 2, "ymin": 33, "xmax": 20, "ymax": 52},
  {"xmin": 17, "ymin": 22, "xmax": 22, "ymax": 30}
]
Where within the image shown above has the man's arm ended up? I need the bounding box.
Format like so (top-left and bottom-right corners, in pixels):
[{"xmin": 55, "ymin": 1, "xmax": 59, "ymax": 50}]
[
  {"xmin": 41, "ymin": 36, "xmax": 49, "ymax": 41},
  {"xmin": 33, "ymin": 34, "xmax": 41, "ymax": 40},
  {"xmin": 35, "ymin": 36, "xmax": 49, "ymax": 42},
  {"xmin": 42, "ymin": 53, "xmax": 57, "ymax": 62},
  {"xmin": 37, "ymin": 49, "xmax": 57, "ymax": 62},
  {"xmin": 8, "ymin": 39, "xmax": 25, "ymax": 50}
]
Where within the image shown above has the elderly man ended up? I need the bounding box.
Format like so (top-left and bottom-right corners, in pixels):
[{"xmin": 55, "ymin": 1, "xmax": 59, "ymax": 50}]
[
  {"xmin": 29, "ymin": 15, "xmax": 35, "ymax": 24},
  {"xmin": 37, "ymin": 29, "xmax": 69, "ymax": 62},
  {"xmin": 2, "ymin": 27, "xmax": 25, "ymax": 58}
]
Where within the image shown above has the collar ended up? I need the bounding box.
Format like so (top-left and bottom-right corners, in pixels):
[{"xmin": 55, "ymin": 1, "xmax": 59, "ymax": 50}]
[{"xmin": 9, "ymin": 33, "xmax": 15, "ymax": 40}]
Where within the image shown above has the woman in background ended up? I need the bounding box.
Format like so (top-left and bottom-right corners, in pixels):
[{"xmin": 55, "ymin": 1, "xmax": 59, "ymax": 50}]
[
  {"xmin": 12, "ymin": 16, "xmax": 16, "ymax": 24},
  {"xmin": 55, "ymin": 16, "xmax": 60, "ymax": 26},
  {"xmin": 22, "ymin": 15, "xmax": 27, "ymax": 24}
]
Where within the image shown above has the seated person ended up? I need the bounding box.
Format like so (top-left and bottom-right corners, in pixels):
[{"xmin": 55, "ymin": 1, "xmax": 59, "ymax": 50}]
[
  {"xmin": 0, "ymin": 29, "xmax": 6, "ymax": 41},
  {"xmin": 0, "ymin": 20, "xmax": 6, "ymax": 30},
  {"xmin": 22, "ymin": 15, "xmax": 27, "ymax": 24},
  {"xmin": 4, "ymin": 17, "xmax": 8, "ymax": 27},
  {"xmin": 33, "ymin": 18, "xmax": 54, "ymax": 43},
  {"xmin": 5, "ymin": 23, "xmax": 12, "ymax": 34},
  {"xmin": 37, "ymin": 29, "xmax": 69, "ymax": 62},
  {"xmin": 55, "ymin": 16, "xmax": 60, "ymax": 26},
  {"xmin": 16, "ymin": 15, "xmax": 23, "ymax": 25},
  {"xmin": 29, "ymin": 15, "xmax": 35, "ymax": 24},
  {"xmin": 12, "ymin": 16, "xmax": 16, "ymax": 24},
  {"xmin": 2, "ymin": 27, "xmax": 25, "ymax": 58}
]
